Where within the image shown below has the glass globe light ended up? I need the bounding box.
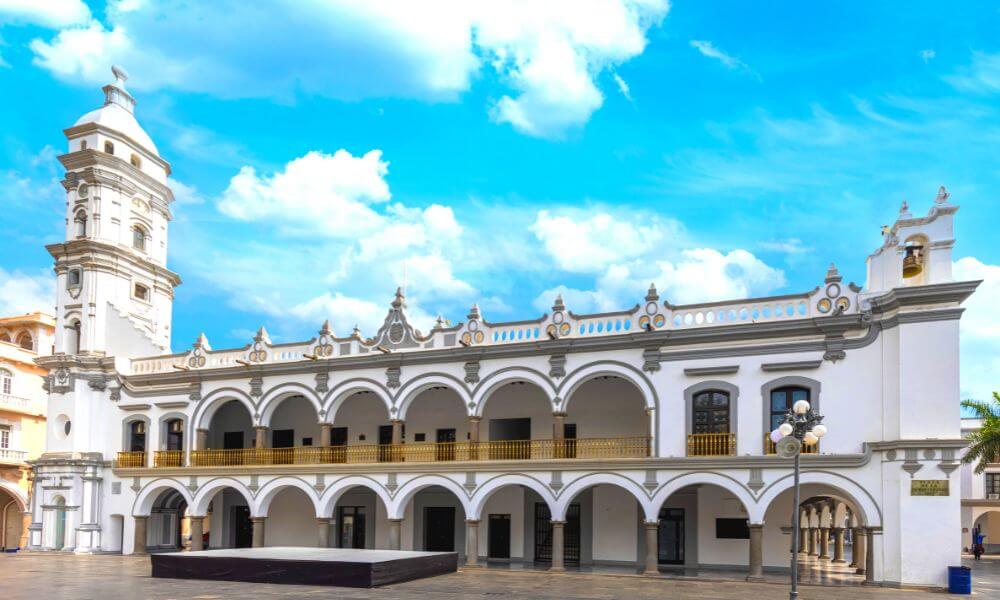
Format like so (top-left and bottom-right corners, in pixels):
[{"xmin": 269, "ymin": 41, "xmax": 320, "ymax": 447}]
[
  {"xmin": 769, "ymin": 429, "xmax": 784, "ymax": 444},
  {"xmin": 778, "ymin": 422, "xmax": 794, "ymax": 436},
  {"xmin": 793, "ymin": 399, "xmax": 811, "ymax": 415},
  {"xmin": 812, "ymin": 424, "xmax": 827, "ymax": 438},
  {"xmin": 803, "ymin": 431, "xmax": 819, "ymax": 445}
]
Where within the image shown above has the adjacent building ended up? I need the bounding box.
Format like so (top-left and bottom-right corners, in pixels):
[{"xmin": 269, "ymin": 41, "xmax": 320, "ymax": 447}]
[
  {"xmin": 960, "ymin": 417, "xmax": 1000, "ymax": 554},
  {"xmin": 0, "ymin": 312, "xmax": 53, "ymax": 550},
  {"xmin": 27, "ymin": 68, "xmax": 978, "ymax": 589}
]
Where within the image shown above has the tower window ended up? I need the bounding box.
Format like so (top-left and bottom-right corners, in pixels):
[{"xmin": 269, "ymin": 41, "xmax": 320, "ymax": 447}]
[
  {"xmin": 16, "ymin": 332, "xmax": 33, "ymax": 351},
  {"xmin": 104, "ymin": 141, "xmax": 114, "ymax": 154},
  {"xmin": 80, "ymin": 140, "xmax": 88, "ymax": 151},
  {"xmin": 1, "ymin": 369, "xmax": 11, "ymax": 395},
  {"xmin": 67, "ymin": 269, "xmax": 81, "ymax": 288},
  {"xmin": 132, "ymin": 225, "xmax": 147, "ymax": 251},
  {"xmin": 70, "ymin": 320, "xmax": 82, "ymax": 354},
  {"xmin": 74, "ymin": 211, "xmax": 88, "ymax": 238},
  {"xmin": 130, "ymin": 154, "xmax": 141, "ymax": 168},
  {"xmin": 134, "ymin": 283, "xmax": 149, "ymax": 302}
]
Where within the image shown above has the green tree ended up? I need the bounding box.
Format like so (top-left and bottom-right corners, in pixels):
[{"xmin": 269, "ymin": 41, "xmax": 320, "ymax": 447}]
[{"xmin": 962, "ymin": 392, "xmax": 1000, "ymax": 473}]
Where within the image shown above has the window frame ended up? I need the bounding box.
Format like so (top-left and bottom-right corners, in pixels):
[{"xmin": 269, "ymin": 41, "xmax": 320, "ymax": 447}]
[
  {"xmin": 131, "ymin": 225, "xmax": 147, "ymax": 252},
  {"xmin": 691, "ymin": 389, "xmax": 731, "ymax": 434},
  {"xmin": 987, "ymin": 473, "xmax": 1000, "ymax": 497},
  {"xmin": 683, "ymin": 380, "xmax": 740, "ymax": 442},
  {"xmin": 133, "ymin": 282, "xmax": 150, "ymax": 302},
  {"xmin": 1, "ymin": 369, "xmax": 12, "ymax": 395}
]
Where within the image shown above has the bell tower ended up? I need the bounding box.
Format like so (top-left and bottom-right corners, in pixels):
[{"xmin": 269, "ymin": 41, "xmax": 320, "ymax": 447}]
[{"xmin": 48, "ymin": 66, "xmax": 181, "ymax": 358}]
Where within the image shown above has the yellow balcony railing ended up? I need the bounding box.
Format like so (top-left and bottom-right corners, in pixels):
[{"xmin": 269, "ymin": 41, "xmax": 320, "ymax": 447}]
[
  {"xmin": 116, "ymin": 451, "xmax": 147, "ymax": 468},
  {"xmin": 153, "ymin": 450, "xmax": 185, "ymax": 467},
  {"xmin": 764, "ymin": 434, "xmax": 819, "ymax": 455},
  {"xmin": 687, "ymin": 433, "xmax": 736, "ymax": 456},
  {"xmin": 181, "ymin": 436, "xmax": 651, "ymax": 468}
]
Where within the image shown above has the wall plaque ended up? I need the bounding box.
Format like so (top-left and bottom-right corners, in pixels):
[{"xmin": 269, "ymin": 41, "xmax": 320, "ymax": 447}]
[{"xmin": 911, "ymin": 479, "xmax": 949, "ymax": 496}]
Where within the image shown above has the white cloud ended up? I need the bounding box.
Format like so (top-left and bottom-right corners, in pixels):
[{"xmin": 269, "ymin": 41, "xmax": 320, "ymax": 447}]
[
  {"xmin": 954, "ymin": 256, "xmax": 1000, "ymax": 402},
  {"xmin": 0, "ymin": 268, "xmax": 54, "ymax": 316},
  {"xmin": 760, "ymin": 238, "xmax": 813, "ymax": 255},
  {"xmin": 946, "ymin": 51, "xmax": 1000, "ymax": 94},
  {"xmin": 612, "ymin": 72, "xmax": 632, "ymax": 101},
  {"xmin": 689, "ymin": 39, "xmax": 759, "ymax": 80},
  {"xmin": 169, "ymin": 179, "xmax": 205, "ymax": 205},
  {"xmin": 0, "ymin": 0, "xmax": 90, "ymax": 28},
  {"xmin": 29, "ymin": 0, "xmax": 668, "ymax": 138}
]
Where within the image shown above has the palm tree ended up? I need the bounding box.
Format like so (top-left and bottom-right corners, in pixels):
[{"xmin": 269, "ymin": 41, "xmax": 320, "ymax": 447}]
[{"xmin": 962, "ymin": 392, "xmax": 1000, "ymax": 473}]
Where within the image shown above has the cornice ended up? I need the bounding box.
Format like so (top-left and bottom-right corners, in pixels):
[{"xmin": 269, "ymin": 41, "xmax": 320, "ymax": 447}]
[
  {"xmin": 61, "ymin": 125, "xmax": 172, "ymax": 176},
  {"xmin": 868, "ymin": 439, "xmax": 968, "ymax": 451},
  {"xmin": 46, "ymin": 239, "xmax": 182, "ymax": 287},
  {"xmin": 866, "ymin": 280, "xmax": 980, "ymax": 314},
  {"xmin": 961, "ymin": 499, "xmax": 1000, "ymax": 507}
]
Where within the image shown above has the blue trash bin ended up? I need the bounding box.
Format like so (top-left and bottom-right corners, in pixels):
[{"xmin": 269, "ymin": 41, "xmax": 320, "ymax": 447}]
[{"xmin": 948, "ymin": 565, "xmax": 971, "ymax": 594}]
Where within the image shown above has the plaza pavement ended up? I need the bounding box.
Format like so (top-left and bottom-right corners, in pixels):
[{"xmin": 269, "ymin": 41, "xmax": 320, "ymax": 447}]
[{"xmin": 0, "ymin": 552, "xmax": 996, "ymax": 599}]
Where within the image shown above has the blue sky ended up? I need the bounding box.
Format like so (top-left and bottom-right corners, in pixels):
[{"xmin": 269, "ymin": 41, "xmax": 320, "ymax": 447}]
[{"xmin": 0, "ymin": 1, "xmax": 997, "ymax": 401}]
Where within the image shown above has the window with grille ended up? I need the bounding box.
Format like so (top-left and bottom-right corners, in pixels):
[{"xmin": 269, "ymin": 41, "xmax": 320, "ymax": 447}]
[
  {"xmin": 1, "ymin": 369, "xmax": 11, "ymax": 395},
  {"xmin": 0, "ymin": 426, "xmax": 9, "ymax": 449},
  {"xmin": 770, "ymin": 387, "xmax": 810, "ymax": 430},
  {"xmin": 692, "ymin": 390, "xmax": 730, "ymax": 434},
  {"xmin": 987, "ymin": 473, "xmax": 1000, "ymax": 496}
]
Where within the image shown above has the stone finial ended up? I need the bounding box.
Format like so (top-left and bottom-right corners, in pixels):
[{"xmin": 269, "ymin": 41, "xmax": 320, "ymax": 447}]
[
  {"xmin": 434, "ymin": 315, "xmax": 445, "ymax": 329},
  {"xmin": 351, "ymin": 324, "xmax": 361, "ymax": 338},
  {"xmin": 318, "ymin": 319, "xmax": 333, "ymax": 336},
  {"xmin": 824, "ymin": 262, "xmax": 842, "ymax": 284},
  {"xmin": 392, "ymin": 286, "xmax": 405, "ymax": 309},
  {"xmin": 467, "ymin": 303, "xmax": 481, "ymax": 321},
  {"xmin": 645, "ymin": 283, "xmax": 659, "ymax": 302},
  {"xmin": 103, "ymin": 65, "xmax": 136, "ymax": 113},
  {"xmin": 898, "ymin": 200, "xmax": 911, "ymax": 218},
  {"xmin": 254, "ymin": 326, "xmax": 271, "ymax": 344},
  {"xmin": 552, "ymin": 294, "xmax": 565, "ymax": 313},
  {"xmin": 193, "ymin": 332, "xmax": 211, "ymax": 351},
  {"xmin": 935, "ymin": 185, "xmax": 951, "ymax": 205}
]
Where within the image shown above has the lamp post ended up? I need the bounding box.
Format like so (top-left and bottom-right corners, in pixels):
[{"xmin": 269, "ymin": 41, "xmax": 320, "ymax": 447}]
[{"xmin": 770, "ymin": 399, "xmax": 826, "ymax": 600}]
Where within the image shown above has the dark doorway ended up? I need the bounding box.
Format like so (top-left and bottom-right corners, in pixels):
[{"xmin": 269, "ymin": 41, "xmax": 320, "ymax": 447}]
[
  {"xmin": 378, "ymin": 425, "xmax": 393, "ymax": 462},
  {"xmin": 232, "ymin": 505, "xmax": 252, "ymax": 548},
  {"xmin": 488, "ymin": 514, "xmax": 511, "ymax": 559},
  {"xmin": 339, "ymin": 506, "xmax": 366, "ymax": 549},
  {"xmin": 534, "ymin": 502, "xmax": 580, "ymax": 564},
  {"xmin": 563, "ymin": 423, "xmax": 577, "ymax": 459},
  {"xmin": 658, "ymin": 507, "xmax": 685, "ymax": 564},
  {"xmin": 489, "ymin": 418, "xmax": 531, "ymax": 459},
  {"xmin": 272, "ymin": 429, "xmax": 294, "ymax": 448},
  {"xmin": 436, "ymin": 428, "xmax": 456, "ymax": 461},
  {"xmin": 129, "ymin": 421, "xmax": 146, "ymax": 452},
  {"xmin": 223, "ymin": 431, "xmax": 244, "ymax": 449},
  {"xmin": 166, "ymin": 420, "xmax": 184, "ymax": 451},
  {"xmin": 330, "ymin": 427, "xmax": 348, "ymax": 463},
  {"xmin": 424, "ymin": 507, "xmax": 456, "ymax": 552}
]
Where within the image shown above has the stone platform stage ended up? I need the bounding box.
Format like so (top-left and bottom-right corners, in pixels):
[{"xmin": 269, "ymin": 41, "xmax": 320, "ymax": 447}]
[{"xmin": 150, "ymin": 547, "xmax": 458, "ymax": 588}]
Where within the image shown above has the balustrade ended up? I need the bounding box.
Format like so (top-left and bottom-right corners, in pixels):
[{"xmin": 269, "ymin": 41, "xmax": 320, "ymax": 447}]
[{"xmin": 686, "ymin": 432, "xmax": 737, "ymax": 456}]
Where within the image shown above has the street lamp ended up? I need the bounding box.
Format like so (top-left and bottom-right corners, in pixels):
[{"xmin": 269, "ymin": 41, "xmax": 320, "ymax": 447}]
[{"xmin": 770, "ymin": 400, "xmax": 826, "ymax": 600}]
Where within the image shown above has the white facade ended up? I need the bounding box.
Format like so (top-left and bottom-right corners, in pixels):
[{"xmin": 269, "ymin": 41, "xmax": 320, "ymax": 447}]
[{"xmin": 28, "ymin": 69, "xmax": 979, "ymax": 589}]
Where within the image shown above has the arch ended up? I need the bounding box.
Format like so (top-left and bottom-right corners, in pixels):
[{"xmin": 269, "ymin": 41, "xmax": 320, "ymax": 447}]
[
  {"xmin": 15, "ymin": 331, "xmax": 33, "ymax": 351},
  {"xmin": 553, "ymin": 472, "xmax": 651, "ymax": 522},
  {"xmin": 471, "ymin": 367, "xmax": 557, "ymax": 417},
  {"xmin": 395, "ymin": 373, "xmax": 472, "ymax": 420},
  {"xmin": 74, "ymin": 210, "xmax": 87, "ymax": 238},
  {"xmin": 318, "ymin": 476, "xmax": 393, "ymax": 518},
  {"xmin": 650, "ymin": 471, "xmax": 758, "ymax": 523},
  {"xmin": 755, "ymin": 470, "xmax": 881, "ymax": 527},
  {"xmin": 133, "ymin": 479, "xmax": 194, "ymax": 516},
  {"xmin": 557, "ymin": 361, "xmax": 658, "ymax": 413},
  {"xmin": 322, "ymin": 378, "xmax": 393, "ymax": 423},
  {"xmin": 192, "ymin": 387, "xmax": 257, "ymax": 432},
  {"xmin": 252, "ymin": 477, "xmax": 322, "ymax": 518},
  {"xmin": 684, "ymin": 380, "xmax": 740, "ymax": 440},
  {"xmin": 388, "ymin": 475, "xmax": 471, "ymax": 520},
  {"xmin": 121, "ymin": 414, "xmax": 150, "ymax": 452},
  {"xmin": 0, "ymin": 481, "xmax": 26, "ymax": 511},
  {"xmin": 190, "ymin": 477, "xmax": 255, "ymax": 517},
  {"xmin": 131, "ymin": 223, "xmax": 148, "ymax": 252},
  {"xmin": 469, "ymin": 473, "xmax": 556, "ymax": 520},
  {"xmin": 103, "ymin": 140, "xmax": 114, "ymax": 154},
  {"xmin": 157, "ymin": 412, "xmax": 187, "ymax": 451},
  {"xmin": 258, "ymin": 383, "xmax": 323, "ymax": 427}
]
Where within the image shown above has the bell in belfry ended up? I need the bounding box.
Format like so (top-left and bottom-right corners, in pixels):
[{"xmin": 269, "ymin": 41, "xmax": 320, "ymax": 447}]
[{"xmin": 902, "ymin": 244, "xmax": 923, "ymax": 278}]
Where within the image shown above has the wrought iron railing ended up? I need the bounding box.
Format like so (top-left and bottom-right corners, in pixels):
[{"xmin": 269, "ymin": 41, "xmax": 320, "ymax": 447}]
[
  {"xmin": 764, "ymin": 434, "xmax": 819, "ymax": 455},
  {"xmin": 175, "ymin": 436, "xmax": 651, "ymax": 468},
  {"xmin": 153, "ymin": 450, "xmax": 185, "ymax": 467},
  {"xmin": 116, "ymin": 451, "xmax": 147, "ymax": 468},
  {"xmin": 687, "ymin": 432, "xmax": 736, "ymax": 456}
]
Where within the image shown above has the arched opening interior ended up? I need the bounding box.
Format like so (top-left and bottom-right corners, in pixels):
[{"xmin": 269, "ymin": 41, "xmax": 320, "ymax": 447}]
[
  {"xmin": 329, "ymin": 486, "xmax": 390, "ymax": 550},
  {"xmin": 74, "ymin": 211, "xmax": 87, "ymax": 238},
  {"xmin": 263, "ymin": 487, "xmax": 317, "ymax": 547},
  {"xmin": 331, "ymin": 392, "xmax": 391, "ymax": 460},
  {"xmin": 128, "ymin": 420, "xmax": 147, "ymax": 452},
  {"xmin": 403, "ymin": 387, "xmax": 468, "ymax": 461},
  {"xmin": 480, "ymin": 381, "xmax": 552, "ymax": 459},
  {"xmin": 549, "ymin": 483, "xmax": 646, "ymax": 570},
  {"xmin": 268, "ymin": 394, "xmax": 320, "ymax": 460},
  {"xmin": 400, "ymin": 485, "xmax": 468, "ymax": 555},
  {"xmin": 148, "ymin": 489, "xmax": 189, "ymax": 552},
  {"xmin": 1, "ymin": 488, "xmax": 24, "ymax": 551},
  {"xmin": 564, "ymin": 377, "xmax": 649, "ymax": 458},
  {"xmin": 52, "ymin": 495, "xmax": 67, "ymax": 551},
  {"xmin": 15, "ymin": 332, "xmax": 33, "ymax": 351},
  {"xmin": 207, "ymin": 400, "xmax": 254, "ymax": 451},
  {"xmin": 972, "ymin": 511, "xmax": 1000, "ymax": 555},
  {"xmin": 475, "ymin": 483, "xmax": 555, "ymax": 564},
  {"xmin": 68, "ymin": 320, "xmax": 81, "ymax": 354},
  {"xmin": 204, "ymin": 487, "xmax": 252, "ymax": 549}
]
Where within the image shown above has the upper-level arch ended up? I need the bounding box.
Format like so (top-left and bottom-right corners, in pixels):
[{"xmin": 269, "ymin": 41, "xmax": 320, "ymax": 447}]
[
  {"xmin": 556, "ymin": 361, "xmax": 657, "ymax": 413},
  {"xmin": 394, "ymin": 373, "xmax": 471, "ymax": 420},
  {"xmin": 257, "ymin": 383, "xmax": 323, "ymax": 427},
  {"xmin": 192, "ymin": 387, "xmax": 257, "ymax": 432},
  {"xmin": 471, "ymin": 367, "xmax": 557, "ymax": 417},
  {"xmin": 321, "ymin": 378, "xmax": 393, "ymax": 423}
]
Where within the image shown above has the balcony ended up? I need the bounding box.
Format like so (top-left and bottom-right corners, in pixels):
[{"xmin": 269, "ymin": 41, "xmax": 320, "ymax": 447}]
[
  {"xmin": 686, "ymin": 433, "xmax": 736, "ymax": 457},
  {"xmin": 763, "ymin": 434, "xmax": 819, "ymax": 455},
  {"xmin": 125, "ymin": 437, "xmax": 652, "ymax": 469},
  {"xmin": 0, "ymin": 448, "xmax": 28, "ymax": 464},
  {"xmin": 0, "ymin": 393, "xmax": 40, "ymax": 415}
]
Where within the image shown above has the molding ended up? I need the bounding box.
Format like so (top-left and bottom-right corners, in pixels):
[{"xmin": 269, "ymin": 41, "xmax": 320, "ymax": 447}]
[
  {"xmin": 868, "ymin": 439, "xmax": 968, "ymax": 451},
  {"xmin": 683, "ymin": 365, "xmax": 738, "ymax": 376},
  {"xmin": 760, "ymin": 360, "xmax": 823, "ymax": 372},
  {"xmin": 961, "ymin": 499, "xmax": 1000, "ymax": 507},
  {"xmin": 118, "ymin": 403, "xmax": 152, "ymax": 411},
  {"xmin": 154, "ymin": 401, "xmax": 189, "ymax": 409}
]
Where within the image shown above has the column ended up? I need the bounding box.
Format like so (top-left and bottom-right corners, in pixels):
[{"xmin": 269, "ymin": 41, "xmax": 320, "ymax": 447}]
[
  {"xmin": 550, "ymin": 521, "xmax": 565, "ymax": 571},
  {"xmin": 317, "ymin": 518, "xmax": 330, "ymax": 548},
  {"xmin": 643, "ymin": 521, "xmax": 659, "ymax": 575},
  {"xmin": 466, "ymin": 520, "xmax": 480, "ymax": 567},
  {"xmin": 195, "ymin": 428, "xmax": 209, "ymax": 450},
  {"xmin": 747, "ymin": 523, "xmax": 764, "ymax": 581},
  {"xmin": 320, "ymin": 424, "xmax": 333, "ymax": 447},
  {"xmin": 645, "ymin": 408, "xmax": 655, "ymax": 456},
  {"xmin": 798, "ymin": 519, "xmax": 808, "ymax": 554},
  {"xmin": 468, "ymin": 416, "xmax": 481, "ymax": 460},
  {"xmin": 819, "ymin": 526, "xmax": 830, "ymax": 559},
  {"xmin": 189, "ymin": 516, "xmax": 204, "ymax": 551},
  {"xmin": 251, "ymin": 517, "xmax": 266, "ymax": 548},
  {"xmin": 853, "ymin": 527, "xmax": 867, "ymax": 576},
  {"xmin": 808, "ymin": 527, "xmax": 817, "ymax": 556},
  {"xmin": 391, "ymin": 420, "xmax": 404, "ymax": 445},
  {"xmin": 832, "ymin": 527, "xmax": 846, "ymax": 564},
  {"xmin": 133, "ymin": 516, "xmax": 148, "ymax": 555},
  {"xmin": 388, "ymin": 518, "xmax": 402, "ymax": 551},
  {"xmin": 863, "ymin": 528, "xmax": 875, "ymax": 585},
  {"xmin": 553, "ymin": 412, "xmax": 566, "ymax": 458},
  {"xmin": 254, "ymin": 426, "xmax": 268, "ymax": 449}
]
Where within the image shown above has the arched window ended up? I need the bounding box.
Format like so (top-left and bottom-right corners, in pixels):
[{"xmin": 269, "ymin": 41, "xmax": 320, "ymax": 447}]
[
  {"xmin": 132, "ymin": 225, "xmax": 146, "ymax": 251},
  {"xmin": 769, "ymin": 386, "xmax": 810, "ymax": 431},
  {"xmin": 130, "ymin": 154, "xmax": 141, "ymax": 168},
  {"xmin": 166, "ymin": 419, "xmax": 184, "ymax": 451},
  {"xmin": 74, "ymin": 211, "xmax": 87, "ymax": 238},
  {"xmin": 104, "ymin": 141, "xmax": 114, "ymax": 154},
  {"xmin": 133, "ymin": 283, "xmax": 149, "ymax": 302},
  {"xmin": 16, "ymin": 332, "xmax": 33, "ymax": 351},
  {"xmin": 0, "ymin": 369, "xmax": 12, "ymax": 395},
  {"xmin": 692, "ymin": 389, "xmax": 730, "ymax": 434},
  {"xmin": 69, "ymin": 320, "xmax": 82, "ymax": 354},
  {"xmin": 80, "ymin": 140, "xmax": 88, "ymax": 151},
  {"xmin": 67, "ymin": 269, "xmax": 81, "ymax": 288},
  {"xmin": 129, "ymin": 420, "xmax": 147, "ymax": 452}
]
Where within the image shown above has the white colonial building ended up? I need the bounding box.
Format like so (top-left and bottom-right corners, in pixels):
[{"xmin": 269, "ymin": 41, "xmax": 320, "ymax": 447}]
[{"xmin": 28, "ymin": 68, "xmax": 978, "ymax": 589}]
